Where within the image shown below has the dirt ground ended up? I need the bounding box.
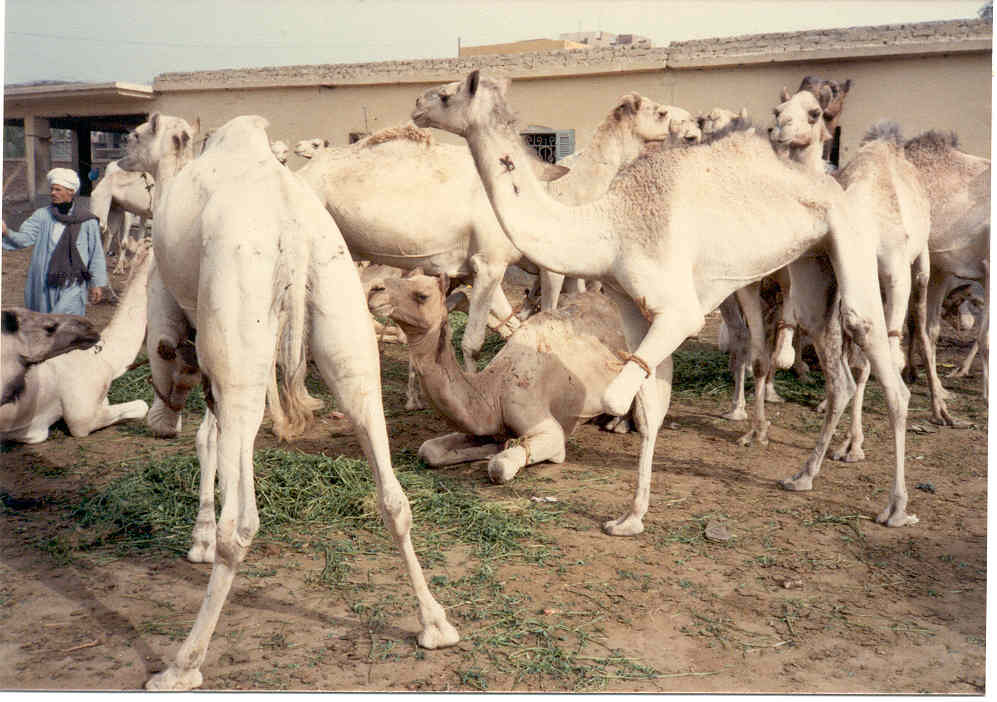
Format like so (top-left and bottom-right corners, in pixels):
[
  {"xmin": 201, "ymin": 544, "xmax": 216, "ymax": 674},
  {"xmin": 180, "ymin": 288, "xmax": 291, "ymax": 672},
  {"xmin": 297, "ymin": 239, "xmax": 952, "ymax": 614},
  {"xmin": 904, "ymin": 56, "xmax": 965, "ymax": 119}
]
[{"xmin": 0, "ymin": 202, "xmax": 987, "ymax": 692}]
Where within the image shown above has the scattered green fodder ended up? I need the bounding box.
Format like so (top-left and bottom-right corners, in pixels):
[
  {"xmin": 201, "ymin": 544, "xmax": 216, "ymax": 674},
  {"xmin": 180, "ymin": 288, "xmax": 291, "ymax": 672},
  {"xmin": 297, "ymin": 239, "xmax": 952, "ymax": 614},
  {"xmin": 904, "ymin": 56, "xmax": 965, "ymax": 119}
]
[{"xmin": 66, "ymin": 447, "xmax": 561, "ymax": 562}]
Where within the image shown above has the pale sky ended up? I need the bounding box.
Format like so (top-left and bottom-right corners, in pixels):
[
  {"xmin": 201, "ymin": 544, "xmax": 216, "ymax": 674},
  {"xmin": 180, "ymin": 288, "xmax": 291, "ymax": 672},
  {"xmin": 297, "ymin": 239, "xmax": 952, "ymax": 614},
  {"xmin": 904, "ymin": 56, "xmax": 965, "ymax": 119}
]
[{"xmin": 2, "ymin": 0, "xmax": 988, "ymax": 86}]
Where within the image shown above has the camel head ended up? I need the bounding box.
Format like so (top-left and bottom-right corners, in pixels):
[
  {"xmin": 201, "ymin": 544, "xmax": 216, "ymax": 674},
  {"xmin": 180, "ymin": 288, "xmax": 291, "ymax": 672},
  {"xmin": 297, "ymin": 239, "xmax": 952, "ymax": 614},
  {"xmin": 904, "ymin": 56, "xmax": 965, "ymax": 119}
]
[
  {"xmin": 270, "ymin": 140, "xmax": 290, "ymax": 165},
  {"xmin": 119, "ymin": 113, "xmax": 199, "ymax": 174},
  {"xmin": 1, "ymin": 307, "xmax": 101, "ymax": 365},
  {"xmin": 609, "ymin": 94, "xmax": 701, "ymax": 145},
  {"xmin": 381, "ymin": 270, "xmax": 450, "ymax": 336},
  {"xmin": 412, "ymin": 70, "xmax": 514, "ymax": 137},
  {"xmin": 698, "ymin": 107, "xmax": 750, "ymax": 138},
  {"xmin": 293, "ymin": 138, "xmax": 329, "ymax": 159},
  {"xmin": 768, "ymin": 88, "xmax": 831, "ymax": 152},
  {"xmin": 799, "ymin": 76, "xmax": 852, "ymax": 138}
]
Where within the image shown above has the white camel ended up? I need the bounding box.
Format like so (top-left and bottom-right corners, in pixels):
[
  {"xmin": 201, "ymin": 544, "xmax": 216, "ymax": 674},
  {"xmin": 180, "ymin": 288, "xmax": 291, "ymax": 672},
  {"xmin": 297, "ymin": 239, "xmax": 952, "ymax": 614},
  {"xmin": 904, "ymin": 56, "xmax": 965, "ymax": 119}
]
[
  {"xmin": 370, "ymin": 271, "xmax": 671, "ymax": 483},
  {"xmin": 0, "ymin": 244, "xmax": 154, "ymax": 441},
  {"xmin": 293, "ymin": 137, "xmax": 328, "ymax": 159},
  {"xmin": 89, "ymin": 160, "xmax": 155, "ymax": 274},
  {"xmin": 413, "ymin": 71, "xmax": 912, "ymax": 534},
  {"xmin": 117, "ymin": 112, "xmax": 458, "ymax": 690},
  {"xmin": 902, "ymin": 130, "xmax": 990, "ymax": 408},
  {"xmin": 770, "ymin": 103, "xmax": 933, "ymax": 461},
  {"xmin": 295, "ymin": 96, "xmax": 674, "ymax": 372},
  {"xmin": 270, "ymin": 139, "xmax": 290, "ymax": 165},
  {"xmin": 1, "ymin": 308, "xmax": 100, "ymax": 406}
]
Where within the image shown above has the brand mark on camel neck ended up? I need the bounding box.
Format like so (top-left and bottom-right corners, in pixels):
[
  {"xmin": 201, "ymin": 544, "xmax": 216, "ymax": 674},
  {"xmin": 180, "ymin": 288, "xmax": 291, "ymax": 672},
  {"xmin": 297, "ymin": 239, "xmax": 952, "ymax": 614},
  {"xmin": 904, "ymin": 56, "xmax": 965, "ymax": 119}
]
[{"xmin": 499, "ymin": 155, "xmax": 515, "ymax": 172}]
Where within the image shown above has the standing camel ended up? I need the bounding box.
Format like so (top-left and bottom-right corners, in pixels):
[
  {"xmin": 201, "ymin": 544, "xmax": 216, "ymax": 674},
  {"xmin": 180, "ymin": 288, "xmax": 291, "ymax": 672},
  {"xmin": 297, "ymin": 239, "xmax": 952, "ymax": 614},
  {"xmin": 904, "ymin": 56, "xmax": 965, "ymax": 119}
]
[
  {"xmin": 117, "ymin": 113, "xmax": 458, "ymax": 690},
  {"xmin": 1, "ymin": 308, "xmax": 100, "ymax": 406},
  {"xmin": 902, "ymin": 130, "xmax": 990, "ymax": 409},
  {"xmin": 89, "ymin": 160, "xmax": 155, "ymax": 274},
  {"xmin": 0, "ymin": 243, "xmax": 155, "ymax": 441},
  {"xmin": 413, "ymin": 71, "xmax": 912, "ymax": 534},
  {"xmin": 295, "ymin": 97, "xmax": 675, "ymax": 371}
]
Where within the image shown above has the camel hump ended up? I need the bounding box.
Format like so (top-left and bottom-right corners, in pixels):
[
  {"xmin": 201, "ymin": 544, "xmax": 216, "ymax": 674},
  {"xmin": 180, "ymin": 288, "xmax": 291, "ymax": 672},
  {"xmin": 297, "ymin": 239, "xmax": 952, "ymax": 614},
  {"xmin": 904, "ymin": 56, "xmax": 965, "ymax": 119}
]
[
  {"xmin": 904, "ymin": 129, "xmax": 960, "ymax": 154},
  {"xmin": 358, "ymin": 123, "xmax": 434, "ymax": 149},
  {"xmin": 861, "ymin": 120, "xmax": 904, "ymax": 146}
]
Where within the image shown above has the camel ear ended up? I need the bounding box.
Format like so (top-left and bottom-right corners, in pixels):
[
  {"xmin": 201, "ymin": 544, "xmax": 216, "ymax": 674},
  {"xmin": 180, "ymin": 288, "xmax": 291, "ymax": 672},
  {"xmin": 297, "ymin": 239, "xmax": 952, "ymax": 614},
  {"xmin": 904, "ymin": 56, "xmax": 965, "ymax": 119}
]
[
  {"xmin": 191, "ymin": 116, "xmax": 201, "ymax": 136},
  {"xmin": 739, "ymin": 107, "xmax": 749, "ymax": 120},
  {"xmin": 779, "ymin": 86, "xmax": 792, "ymax": 103},
  {"xmin": 149, "ymin": 113, "xmax": 161, "ymax": 134},
  {"xmin": 613, "ymin": 93, "xmax": 642, "ymax": 121},
  {"xmin": 817, "ymin": 84, "xmax": 833, "ymax": 110},
  {"xmin": 840, "ymin": 79, "xmax": 852, "ymax": 95},
  {"xmin": 467, "ymin": 70, "xmax": 480, "ymax": 97},
  {"xmin": 2, "ymin": 309, "xmax": 18, "ymax": 334}
]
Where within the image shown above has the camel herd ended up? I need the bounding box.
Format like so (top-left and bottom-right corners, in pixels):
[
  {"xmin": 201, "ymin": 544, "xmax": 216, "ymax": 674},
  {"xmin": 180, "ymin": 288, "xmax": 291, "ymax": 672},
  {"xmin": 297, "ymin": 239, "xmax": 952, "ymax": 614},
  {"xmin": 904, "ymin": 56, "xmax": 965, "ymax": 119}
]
[{"xmin": 0, "ymin": 70, "xmax": 989, "ymax": 690}]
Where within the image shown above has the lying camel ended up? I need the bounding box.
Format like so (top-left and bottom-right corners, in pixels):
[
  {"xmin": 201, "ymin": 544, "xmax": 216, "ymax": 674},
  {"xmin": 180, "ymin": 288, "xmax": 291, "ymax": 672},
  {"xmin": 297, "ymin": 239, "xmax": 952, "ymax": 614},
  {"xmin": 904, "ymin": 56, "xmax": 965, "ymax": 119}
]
[
  {"xmin": 1, "ymin": 307, "xmax": 100, "ymax": 406},
  {"xmin": 902, "ymin": 130, "xmax": 990, "ymax": 407},
  {"xmin": 0, "ymin": 243, "xmax": 154, "ymax": 441},
  {"xmin": 118, "ymin": 112, "xmax": 458, "ymax": 690},
  {"xmin": 370, "ymin": 271, "xmax": 670, "ymax": 484},
  {"xmin": 414, "ymin": 71, "xmax": 911, "ymax": 534}
]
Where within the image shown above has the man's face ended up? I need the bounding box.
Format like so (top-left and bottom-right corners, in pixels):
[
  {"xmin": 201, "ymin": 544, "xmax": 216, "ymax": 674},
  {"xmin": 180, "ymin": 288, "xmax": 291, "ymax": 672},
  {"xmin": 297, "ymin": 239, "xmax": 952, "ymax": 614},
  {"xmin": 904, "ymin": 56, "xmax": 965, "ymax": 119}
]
[{"xmin": 50, "ymin": 184, "xmax": 75, "ymax": 204}]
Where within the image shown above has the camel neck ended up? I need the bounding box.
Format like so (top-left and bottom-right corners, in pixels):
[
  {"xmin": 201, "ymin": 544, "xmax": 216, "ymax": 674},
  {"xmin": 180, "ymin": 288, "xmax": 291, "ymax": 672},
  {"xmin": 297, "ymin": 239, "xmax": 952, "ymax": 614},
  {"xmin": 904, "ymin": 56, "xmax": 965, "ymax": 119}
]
[
  {"xmin": 95, "ymin": 256, "xmax": 153, "ymax": 374},
  {"xmin": 405, "ymin": 317, "xmax": 504, "ymax": 437},
  {"xmin": 464, "ymin": 122, "xmax": 616, "ymax": 278},
  {"xmin": 790, "ymin": 140, "xmax": 827, "ymax": 176},
  {"xmin": 150, "ymin": 154, "xmax": 190, "ymax": 213},
  {"xmin": 552, "ymin": 121, "xmax": 640, "ymax": 203}
]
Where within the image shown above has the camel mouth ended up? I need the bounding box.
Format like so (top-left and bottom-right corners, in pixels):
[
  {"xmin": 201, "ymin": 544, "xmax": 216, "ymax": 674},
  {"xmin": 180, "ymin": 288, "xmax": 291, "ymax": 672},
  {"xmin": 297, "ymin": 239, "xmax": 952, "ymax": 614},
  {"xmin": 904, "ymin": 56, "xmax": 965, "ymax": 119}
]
[{"xmin": 411, "ymin": 110, "xmax": 430, "ymax": 127}]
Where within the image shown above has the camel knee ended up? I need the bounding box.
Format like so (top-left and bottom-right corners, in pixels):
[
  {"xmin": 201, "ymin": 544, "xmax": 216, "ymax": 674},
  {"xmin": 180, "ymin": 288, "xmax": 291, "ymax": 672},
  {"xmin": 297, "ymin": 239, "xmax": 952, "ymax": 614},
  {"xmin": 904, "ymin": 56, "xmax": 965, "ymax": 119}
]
[
  {"xmin": 840, "ymin": 304, "xmax": 875, "ymax": 349},
  {"xmin": 378, "ymin": 488, "xmax": 413, "ymax": 540},
  {"xmin": 147, "ymin": 396, "xmax": 182, "ymax": 437},
  {"xmin": 213, "ymin": 517, "xmax": 258, "ymax": 567},
  {"xmin": 417, "ymin": 439, "xmax": 447, "ymax": 467}
]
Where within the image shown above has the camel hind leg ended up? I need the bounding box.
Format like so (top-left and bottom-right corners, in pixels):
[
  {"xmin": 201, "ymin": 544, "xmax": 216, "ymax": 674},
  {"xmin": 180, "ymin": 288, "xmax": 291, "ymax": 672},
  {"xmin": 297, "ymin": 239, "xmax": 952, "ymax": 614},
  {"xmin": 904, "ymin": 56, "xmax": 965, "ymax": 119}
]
[
  {"xmin": 825, "ymin": 209, "xmax": 914, "ymax": 527},
  {"xmin": 418, "ymin": 432, "xmax": 502, "ymax": 467},
  {"xmin": 718, "ymin": 293, "xmax": 749, "ymax": 421},
  {"xmin": 487, "ymin": 416, "xmax": 566, "ymax": 484},
  {"xmin": 308, "ymin": 252, "xmax": 458, "ymax": 650}
]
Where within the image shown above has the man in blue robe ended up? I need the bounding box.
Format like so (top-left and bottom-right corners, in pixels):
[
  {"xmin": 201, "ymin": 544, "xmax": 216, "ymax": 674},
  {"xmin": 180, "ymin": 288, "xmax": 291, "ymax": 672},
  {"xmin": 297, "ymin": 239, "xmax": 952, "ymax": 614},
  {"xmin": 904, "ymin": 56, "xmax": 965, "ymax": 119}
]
[{"xmin": 2, "ymin": 168, "xmax": 108, "ymax": 316}]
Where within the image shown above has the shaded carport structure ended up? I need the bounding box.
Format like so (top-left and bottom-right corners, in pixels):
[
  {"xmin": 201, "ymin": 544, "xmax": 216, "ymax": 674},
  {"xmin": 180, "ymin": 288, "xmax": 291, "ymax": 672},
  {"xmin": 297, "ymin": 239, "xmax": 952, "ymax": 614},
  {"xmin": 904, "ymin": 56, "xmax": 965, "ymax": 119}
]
[{"xmin": 4, "ymin": 81, "xmax": 153, "ymax": 202}]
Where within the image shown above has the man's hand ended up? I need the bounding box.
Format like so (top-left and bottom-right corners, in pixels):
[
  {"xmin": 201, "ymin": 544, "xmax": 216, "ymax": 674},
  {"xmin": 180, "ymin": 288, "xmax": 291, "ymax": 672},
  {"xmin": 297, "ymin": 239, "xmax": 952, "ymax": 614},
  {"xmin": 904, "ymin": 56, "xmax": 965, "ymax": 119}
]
[
  {"xmin": 89, "ymin": 287, "xmax": 104, "ymax": 305},
  {"xmin": 2, "ymin": 220, "xmax": 7, "ymax": 236}
]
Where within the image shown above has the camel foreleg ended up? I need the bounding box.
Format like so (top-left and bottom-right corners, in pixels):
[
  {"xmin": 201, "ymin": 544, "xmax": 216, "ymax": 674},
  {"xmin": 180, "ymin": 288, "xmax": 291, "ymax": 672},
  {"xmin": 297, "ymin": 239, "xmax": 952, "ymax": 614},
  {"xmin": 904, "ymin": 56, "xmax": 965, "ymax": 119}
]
[
  {"xmin": 718, "ymin": 293, "xmax": 749, "ymax": 421},
  {"xmin": 187, "ymin": 410, "xmax": 219, "ymax": 563},
  {"xmin": 463, "ymin": 255, "xmax": 514, "ymax": 371},
  {"xmin": 418, "ymin": 432, "xmax": 502, "ymax": 466},
  {"xmin": 487, "ymin": 417, "xmax": 566, "ymax": 484}
]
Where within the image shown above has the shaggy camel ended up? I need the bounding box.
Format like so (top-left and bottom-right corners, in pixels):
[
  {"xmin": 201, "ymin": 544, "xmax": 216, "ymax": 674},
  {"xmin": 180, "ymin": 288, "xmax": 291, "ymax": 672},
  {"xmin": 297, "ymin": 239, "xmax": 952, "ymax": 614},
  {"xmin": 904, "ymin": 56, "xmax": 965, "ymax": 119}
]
[
  {"xmin": 89, "ymin": 160, "xmax": 155, "ymax": 274},
  {"xmin": 295, "ymin": 97, "xmax": 674, "ymax": 371},
  {"xmin": 371, "ymin": 271, "xmax": 671, "ymax": 483},
  {"xmin": 413, "ymin": 71, "xmax": 912, "ymax": 534},
  {"xmin": 117, "ymin": 112, "xmax": 458, "ymax": 690},
  {"xmin": 902, "ymin": 130, "xmax": 990, "ymax": 408},
  {"xmin": 540, "ymin": 98, "xmax": 702, "ymax": 307},
  {"xmin": 0, "ymin": 244, "xmax": 154, "ymax": 441},
  {"xmin": 772, "ymin": 107, "xmax": 932, "ymax": 461},
  {"xmin": 1, "ymin": 307, "xmax": 100, "ymax": 406}
]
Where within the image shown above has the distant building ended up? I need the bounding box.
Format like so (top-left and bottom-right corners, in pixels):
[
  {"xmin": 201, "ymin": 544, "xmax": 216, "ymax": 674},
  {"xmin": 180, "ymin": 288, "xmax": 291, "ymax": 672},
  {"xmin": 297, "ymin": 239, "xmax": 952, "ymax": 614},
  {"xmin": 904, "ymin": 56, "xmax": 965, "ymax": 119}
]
[
  {"xmin": 558, "ymin": 31, "xmax": 652, "ymax": 48},
  {"xmin": 459, "ymin": 38, "xmax": 588, "ymax": 57}
]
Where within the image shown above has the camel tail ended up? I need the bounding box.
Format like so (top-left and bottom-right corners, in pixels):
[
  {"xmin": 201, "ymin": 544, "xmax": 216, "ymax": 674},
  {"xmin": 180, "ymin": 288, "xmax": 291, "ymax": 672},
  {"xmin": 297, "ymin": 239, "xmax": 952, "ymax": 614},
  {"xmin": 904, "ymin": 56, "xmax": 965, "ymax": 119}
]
[{"xmin": 268, "ymin": 268, "xmax": 323, "ymax": 442}]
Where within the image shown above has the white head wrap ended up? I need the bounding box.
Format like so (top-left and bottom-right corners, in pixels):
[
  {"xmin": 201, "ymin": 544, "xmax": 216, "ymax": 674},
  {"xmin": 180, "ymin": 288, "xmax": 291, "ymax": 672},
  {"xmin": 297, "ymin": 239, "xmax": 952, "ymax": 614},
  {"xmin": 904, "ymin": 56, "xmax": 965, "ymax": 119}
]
[{"xmin": 47, "ymin": 167, "xmax": 80, "ymax": 193}]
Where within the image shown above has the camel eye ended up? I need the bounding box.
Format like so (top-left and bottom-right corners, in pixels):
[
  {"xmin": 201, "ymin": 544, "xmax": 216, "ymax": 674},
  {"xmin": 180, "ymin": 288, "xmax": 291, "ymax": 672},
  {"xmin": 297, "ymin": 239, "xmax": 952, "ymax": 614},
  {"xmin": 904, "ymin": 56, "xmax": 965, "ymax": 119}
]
[
  {"xmin": 440, "ymin": 94, "xmax": 449, "ymax": 106},
  {"xmin": 808, "ymin": 109, "xmax": 821, "ymax": 123},
  {"xmin": 414, "ymin": 292, "xmax": 429, "ymax": 304},
  {"xmin": 44, "ymin": 324, "xmax": 57, "ymax": 335}
]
